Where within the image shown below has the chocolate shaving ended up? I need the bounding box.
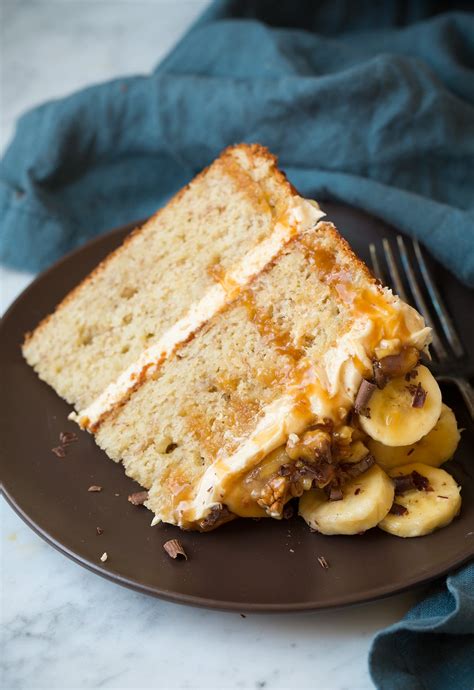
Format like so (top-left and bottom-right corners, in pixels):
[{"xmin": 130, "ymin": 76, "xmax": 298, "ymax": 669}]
[
  {"xmin": 372, "ymin": 360, "xmax": 388, "ymax": 389},
  {"xmin": 389, "ymin": 503, "xmax": 408, "ymax": 516},
  {"xmin": 88, "ymin": 485, "xmax": 102, "ymax": 492},
  {"xmin": 96, "ymin": 527, "xmax": 104, "ymax": 535},
  {"xmin": 393, "ymin": 473, "xmax": 416, "ymax": 494},
  {"xmin": 407, "ymin": 448, "xmax": 415, "ymax": 456},
  {"xmin": 394, "ymin": 471, "xmax": 432, "ymax": 495},
  {"xmin": 405, "ymin": 369, "xmax": 418, "ymax": 381},
  {"xmin": 240, "ymin": 614, "xmax": 246, "ymax": 618},
  {"xmin": 354, "ymin": 487, "xmax": 361, "ymax": 495},
  {"xmin": 59, "ymin": 431, "xmax": 78, "ymax": 445},
  {"xmin": 377, "ymin": 348, "xmax": 419, "ymax": 380},
  {"xmin": 128, "ymin": 490, "xmax": 148, "ymax": 506},
  {"xmin": 51, "ymin": 446, "xmax": 66, "ymax": 458},
  {"xmin": 354, "ymin": 379, "xmax": 376, "ymax": 416},
  {"xmin": 163, "ymin": 539, "xmax": 187, "ymax": 560},
  {"xmin": 317, "ymin": 555, "xmax": 330, "ymax": 569},
  {"xmin": 165, "ymin": 443, "xmax": 178, "ymax": 454},
  {"xmin": 326, "ymin": 484, "xmax": 343, "ymax": 502},
  {"xmin": 198, "ymin": 504, "xmax": 233, "ymax": 531},
  {"xmin": 412, "ymin": 470, "xmax": 432, "ymax": 491},
  {"xmin": 279, "ymin": 459, "xmax": 336, "ymax": 488},
  {"xmin": 437, "ymin": 495, "xmax": 449, "ymax": 499},
  {"xmin": 411, "ymin": 383, "xmax": 427, "ymax": 408},
  {"xmin": 340, "ymin": 454, "xmax": 375, "ymax": 480}
]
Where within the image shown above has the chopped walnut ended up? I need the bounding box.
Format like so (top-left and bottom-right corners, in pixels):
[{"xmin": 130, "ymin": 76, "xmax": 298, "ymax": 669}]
[
  {"xmin": 285, "ymin": 428, "xmax": 332, "ymax": 462},
  {"xmin": 257, "ymin": 475, "xmax": 288, "ymax": 517}
]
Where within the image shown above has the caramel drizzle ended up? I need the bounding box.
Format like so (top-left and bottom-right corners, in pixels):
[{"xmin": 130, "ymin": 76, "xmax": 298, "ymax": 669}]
[{"xmin": 240, "ymin": 290, "xmax": 305, "ymax": 363}]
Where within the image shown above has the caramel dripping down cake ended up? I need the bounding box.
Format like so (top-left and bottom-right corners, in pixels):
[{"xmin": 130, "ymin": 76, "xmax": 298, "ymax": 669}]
[{"xmin": 24, "ymin": 145, "xmax": 462, "ymax": 537}]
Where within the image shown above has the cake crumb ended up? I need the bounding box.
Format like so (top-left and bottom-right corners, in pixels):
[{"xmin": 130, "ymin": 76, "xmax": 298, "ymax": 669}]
[{"xmin": 100, "ymin": 552, "xmax": 108, "ymax": 562}]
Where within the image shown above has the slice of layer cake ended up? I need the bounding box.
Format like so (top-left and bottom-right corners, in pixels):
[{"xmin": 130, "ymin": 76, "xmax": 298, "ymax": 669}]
[{"xmin": 23, "ymin": 144, "xmax": 461, "ymax": 537}]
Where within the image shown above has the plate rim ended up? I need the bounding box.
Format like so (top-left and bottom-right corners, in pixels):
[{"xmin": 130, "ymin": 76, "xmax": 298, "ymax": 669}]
[{"xmin": 3, "ymin": 489, "xmax": 472, "ymax": 613}]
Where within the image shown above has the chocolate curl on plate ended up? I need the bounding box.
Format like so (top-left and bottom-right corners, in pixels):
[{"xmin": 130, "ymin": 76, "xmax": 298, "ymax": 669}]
[
  {"xmin": 59, "ymin": 431, "xmax": 78, "ymax": 445},
  {"xmin": 163, "ymin": 539, "xmax": 188, "ymax": 560},
  {"xmin": 317, "ymin": 555, "xmax": 330, "ymax": 569}
]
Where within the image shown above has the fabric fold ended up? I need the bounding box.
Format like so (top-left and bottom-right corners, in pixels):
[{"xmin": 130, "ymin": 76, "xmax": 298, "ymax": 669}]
[{"xmin": 1, "ymin": 2, "xmax": 473, "ymax": 282}]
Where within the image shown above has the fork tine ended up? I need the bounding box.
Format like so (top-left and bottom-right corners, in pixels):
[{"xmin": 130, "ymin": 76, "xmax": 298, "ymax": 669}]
[
  {"xmin": 396, "ymin": 235, "xmax": 448, "ymax": 361},
  {"xmin": 369, "ymin": 243, "xmax": 385, "ymax": 283},
  {"xmin": 413, "ymin": 239, "xmax": 464, "ymax": 359},
  {"xmin": 382, "ymin": 238, "xmax": 410, "ymax": 303}
]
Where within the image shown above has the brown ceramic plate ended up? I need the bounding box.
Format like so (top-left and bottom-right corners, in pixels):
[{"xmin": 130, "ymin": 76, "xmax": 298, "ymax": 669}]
[{"xmin": 1, "ymin": 203, "xmax": 473, "ymax": 612}]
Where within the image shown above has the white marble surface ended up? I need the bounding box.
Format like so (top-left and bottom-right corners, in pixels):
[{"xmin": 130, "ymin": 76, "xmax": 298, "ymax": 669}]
[{"xmin": 1, "ymin": 3, "xmax": 419, "ymax": 689}]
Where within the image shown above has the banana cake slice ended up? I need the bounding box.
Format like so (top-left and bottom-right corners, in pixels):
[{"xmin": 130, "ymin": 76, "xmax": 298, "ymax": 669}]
[{"xmin": 23, "ymin": 144, "xmax": 461, "ymax": 537}]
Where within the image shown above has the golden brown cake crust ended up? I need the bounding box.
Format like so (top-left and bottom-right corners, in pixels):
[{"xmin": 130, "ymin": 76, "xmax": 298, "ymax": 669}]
[{"xmin": 24, "ymin": 144, "xmax": 295, "ymax": 345}]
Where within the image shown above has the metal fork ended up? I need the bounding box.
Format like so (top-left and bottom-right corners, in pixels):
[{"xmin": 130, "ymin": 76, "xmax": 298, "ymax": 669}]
[{"xmin": 369, "ymin": 235, "xmax": 474, "ymax": 420}]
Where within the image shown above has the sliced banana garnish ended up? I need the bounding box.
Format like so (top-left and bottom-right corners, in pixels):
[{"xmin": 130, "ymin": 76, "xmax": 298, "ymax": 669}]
[
  {"xmin": 299, "ymin": 464, "xmax": 394, "ymax": 535},
  {"xmin": 379, "ymin": 462, "xmax": 461, "ymax": 538},
  {"xmin": 369, "ymin": 404, "xmax": 460, "ymax": 470},
  {"xmin": 359, "ymin": 365, "xmax": 442, "ymax": 447}
]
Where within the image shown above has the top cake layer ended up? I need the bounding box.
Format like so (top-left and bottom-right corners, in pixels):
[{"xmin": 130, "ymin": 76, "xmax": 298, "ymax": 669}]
[{"xmin": 23, "ymin": 144, "xmax": 312, "ymax": 410}]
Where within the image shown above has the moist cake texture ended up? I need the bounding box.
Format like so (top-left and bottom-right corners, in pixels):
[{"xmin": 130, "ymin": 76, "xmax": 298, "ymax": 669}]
[{"xmin": 23, "ymin": 144, "xmax": 308, "ymax": 410}]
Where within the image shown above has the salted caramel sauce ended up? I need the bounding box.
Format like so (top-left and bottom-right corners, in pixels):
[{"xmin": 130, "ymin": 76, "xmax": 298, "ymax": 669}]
[
  {"xmin": 206, "ymin": 260, "xmax": 226, "ymax": 285},
  {"xmin": 241, "ymin": 290, "xmax": 305, "ymax": 363}
]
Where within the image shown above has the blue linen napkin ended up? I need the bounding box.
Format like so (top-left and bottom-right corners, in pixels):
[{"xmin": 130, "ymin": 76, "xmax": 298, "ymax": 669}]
[
  {"xmin": 370, "ymin": 562, "xmax": 474, "ymax": 690},
  {"xmin": 1, "ymin": 2, "xmax": 473, "ymax": 687},
  {"xmin": 1, "ymin": 1, "xmax": 474, "ymax": 285}
]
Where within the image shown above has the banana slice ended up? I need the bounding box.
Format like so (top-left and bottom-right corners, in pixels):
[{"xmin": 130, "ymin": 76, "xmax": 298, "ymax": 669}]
[
  {"xmin": 369, "ymin": 405, "xmax": 460, "ymax": 470},
  {"xmin": 379, "ymin": 462, "xmax": 461, "ymax": 538},
  {"xmin": 359, "ymin": 365, "xmax": 442, "ymax": 446},
  {"xmin": 299, "ymin": 464, "xmax": 394, "ymax": 535}
]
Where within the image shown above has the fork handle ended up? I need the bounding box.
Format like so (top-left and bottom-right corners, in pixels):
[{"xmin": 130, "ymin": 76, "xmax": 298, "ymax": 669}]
[{"xmin": 437, "ymin": 376, "xmax": 474, "ymax": 421}]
